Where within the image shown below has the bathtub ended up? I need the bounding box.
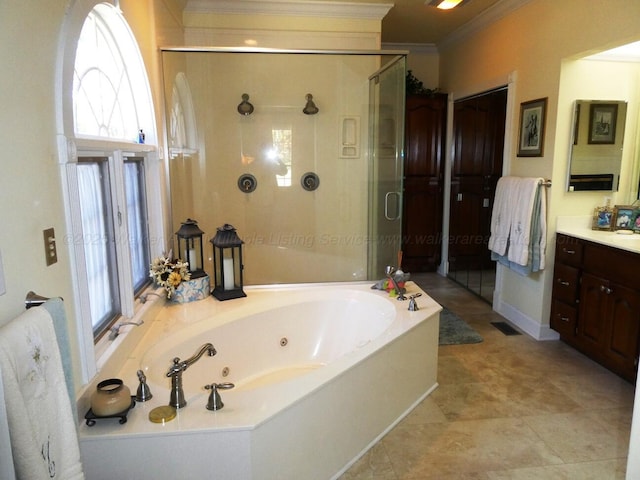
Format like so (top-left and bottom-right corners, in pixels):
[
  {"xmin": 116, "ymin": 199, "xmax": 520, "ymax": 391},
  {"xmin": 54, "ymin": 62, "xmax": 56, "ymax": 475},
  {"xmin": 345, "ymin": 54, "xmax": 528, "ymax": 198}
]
[{"xmin": 79, "ymin": 281, "xmax": 440, "ymax": 479}]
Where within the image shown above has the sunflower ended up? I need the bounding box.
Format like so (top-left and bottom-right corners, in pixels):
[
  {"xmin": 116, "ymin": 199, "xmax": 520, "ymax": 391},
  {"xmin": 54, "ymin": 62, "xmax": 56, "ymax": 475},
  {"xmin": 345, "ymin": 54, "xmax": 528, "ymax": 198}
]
[{"xmin": 149, "ymin": 254, "xmax": 191, "ymax": 298}]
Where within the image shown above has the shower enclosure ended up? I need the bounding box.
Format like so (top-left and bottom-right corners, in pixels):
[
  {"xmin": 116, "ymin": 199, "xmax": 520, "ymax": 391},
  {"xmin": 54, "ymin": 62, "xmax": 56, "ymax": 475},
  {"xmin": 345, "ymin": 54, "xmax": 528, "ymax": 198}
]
[{"xmin": 161, "ymin": 49, "xmax": 406, "ymax": 285}]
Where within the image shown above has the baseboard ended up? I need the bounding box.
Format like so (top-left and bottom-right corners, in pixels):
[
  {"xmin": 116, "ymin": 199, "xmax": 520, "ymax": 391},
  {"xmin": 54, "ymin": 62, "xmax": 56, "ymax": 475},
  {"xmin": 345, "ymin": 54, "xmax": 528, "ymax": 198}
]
[{"xmin": 495, "ymin": 299, "xmax": 559, "ymax": 341}]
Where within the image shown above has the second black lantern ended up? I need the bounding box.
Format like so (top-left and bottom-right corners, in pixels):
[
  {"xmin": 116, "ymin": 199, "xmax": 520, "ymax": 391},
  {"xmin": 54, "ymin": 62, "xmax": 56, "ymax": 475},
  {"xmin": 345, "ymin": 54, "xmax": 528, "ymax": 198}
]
[{"xmin": 210, "ymin": 224, "xmax": 246, "ymax": 300}]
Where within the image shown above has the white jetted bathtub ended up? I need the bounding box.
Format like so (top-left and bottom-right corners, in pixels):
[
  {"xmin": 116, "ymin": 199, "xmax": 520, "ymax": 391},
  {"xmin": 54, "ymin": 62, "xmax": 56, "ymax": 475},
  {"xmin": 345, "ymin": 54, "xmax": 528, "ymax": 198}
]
[{"xmin": 79, "ymin": 281, "xmax": 440, "ymax": 479}]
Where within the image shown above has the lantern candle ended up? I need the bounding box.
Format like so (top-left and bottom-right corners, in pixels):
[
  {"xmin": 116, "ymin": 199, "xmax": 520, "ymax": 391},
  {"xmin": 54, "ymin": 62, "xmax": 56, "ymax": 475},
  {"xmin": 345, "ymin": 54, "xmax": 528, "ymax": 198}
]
[
  {"xmin": 188, "ymin": 248, "xmax": 197, "ymax": 270},
  {"xmin": 223, "ymin": 257, "xmax": 235, "ymax": 290}
]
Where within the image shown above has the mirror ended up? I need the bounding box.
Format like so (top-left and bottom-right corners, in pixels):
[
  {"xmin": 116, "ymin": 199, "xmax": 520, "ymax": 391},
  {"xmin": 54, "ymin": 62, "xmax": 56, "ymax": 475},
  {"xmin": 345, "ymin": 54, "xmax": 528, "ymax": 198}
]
[{"xmin": 568, "ymin": 99, "xmax": 627, "ymax": 192}]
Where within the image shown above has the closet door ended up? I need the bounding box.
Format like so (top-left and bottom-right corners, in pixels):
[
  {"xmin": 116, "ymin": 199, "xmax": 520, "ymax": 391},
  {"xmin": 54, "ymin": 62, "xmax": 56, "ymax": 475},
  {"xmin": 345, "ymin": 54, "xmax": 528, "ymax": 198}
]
[
  {"xmin": 401, "ymin": 94, "xmax": 447, "ymax": 272},
  {"xmin": 448, "ymin": 88, "xmax": 506, "ymax": 301}
]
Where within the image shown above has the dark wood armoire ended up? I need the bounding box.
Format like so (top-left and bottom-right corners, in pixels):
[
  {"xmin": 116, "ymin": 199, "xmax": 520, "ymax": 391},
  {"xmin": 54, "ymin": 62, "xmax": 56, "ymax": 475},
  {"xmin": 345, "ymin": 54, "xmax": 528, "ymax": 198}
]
[{"xmin": 401, "ymin": 93, "xmax": 447, "ymax": 272}]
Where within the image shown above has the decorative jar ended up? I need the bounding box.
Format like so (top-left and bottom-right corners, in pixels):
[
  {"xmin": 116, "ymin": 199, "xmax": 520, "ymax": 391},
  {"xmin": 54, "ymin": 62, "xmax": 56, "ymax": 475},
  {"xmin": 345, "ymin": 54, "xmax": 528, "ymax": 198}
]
[{"xmin": 90, "ymin": 378, "xmax": 131, "ymax": 417}]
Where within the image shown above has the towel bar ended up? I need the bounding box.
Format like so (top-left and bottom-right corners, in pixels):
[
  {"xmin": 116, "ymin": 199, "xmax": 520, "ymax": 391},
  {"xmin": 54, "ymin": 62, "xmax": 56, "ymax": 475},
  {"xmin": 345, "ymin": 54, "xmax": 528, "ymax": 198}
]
[
  {"xmin": 539, "ymin": 179, "xmax": 552, "ymax": 187},
  {"xmin": 24, "ymin": 291, "xmax": 62, "ymax": 309}
]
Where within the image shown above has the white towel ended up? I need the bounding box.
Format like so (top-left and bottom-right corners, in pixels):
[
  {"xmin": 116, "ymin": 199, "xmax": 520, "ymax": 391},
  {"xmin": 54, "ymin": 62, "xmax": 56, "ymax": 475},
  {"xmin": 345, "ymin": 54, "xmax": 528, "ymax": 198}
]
[
  {"xmin": 488, "ymin": 176, "xmax": 520, "ymax": 256},
  {"xmin": 508, "ymin": 177, "xmax": 542, "ymax": 266},
  {"xmin": 489, "ymin": 176, "xmax": 547, "ymax": 274},
  {"xmin": 0, "ymin": 306, "xmax": 84, "ymax": 480}
]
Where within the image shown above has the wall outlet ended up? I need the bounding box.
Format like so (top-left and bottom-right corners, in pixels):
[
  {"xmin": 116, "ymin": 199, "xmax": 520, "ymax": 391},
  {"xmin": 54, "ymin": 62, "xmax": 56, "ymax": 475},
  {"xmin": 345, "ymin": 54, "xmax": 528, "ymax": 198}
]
[{"xmin": 0, "ymin": 249, "xmax": 6, "ymax": 296}]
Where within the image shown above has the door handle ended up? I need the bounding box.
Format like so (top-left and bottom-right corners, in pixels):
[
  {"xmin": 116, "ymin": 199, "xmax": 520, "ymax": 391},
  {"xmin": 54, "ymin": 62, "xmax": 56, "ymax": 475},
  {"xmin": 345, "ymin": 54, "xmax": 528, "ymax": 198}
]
[{"xmin": 384, "ymin": 192, "xmax": 401, "ymax": 221}]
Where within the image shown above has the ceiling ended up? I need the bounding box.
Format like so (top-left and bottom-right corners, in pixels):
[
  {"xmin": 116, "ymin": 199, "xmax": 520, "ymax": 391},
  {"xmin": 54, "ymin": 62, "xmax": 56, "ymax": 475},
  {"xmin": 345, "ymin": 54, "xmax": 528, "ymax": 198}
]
[{"xmin": 380, "ymin": 0, "xmax": 503, "ymax": 44}]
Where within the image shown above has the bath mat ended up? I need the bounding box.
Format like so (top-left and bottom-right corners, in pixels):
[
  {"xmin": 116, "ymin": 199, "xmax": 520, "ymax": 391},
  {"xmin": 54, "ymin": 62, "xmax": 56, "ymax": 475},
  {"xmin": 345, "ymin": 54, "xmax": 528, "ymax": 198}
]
[
  {"xmin": 439, "ymin": 308, "xmax": 483, "ymax": 345},
  {"xmin": 491, "ymin": 321, "xmax": 522, "ymax": 336}
]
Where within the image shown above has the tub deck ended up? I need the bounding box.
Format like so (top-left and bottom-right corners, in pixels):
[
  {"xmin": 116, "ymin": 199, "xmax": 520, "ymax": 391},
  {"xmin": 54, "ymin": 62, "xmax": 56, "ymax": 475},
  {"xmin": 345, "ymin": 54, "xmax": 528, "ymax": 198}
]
[{"xmin": 78, "ymin": 281, "xmax": 440, "ymax": 479}]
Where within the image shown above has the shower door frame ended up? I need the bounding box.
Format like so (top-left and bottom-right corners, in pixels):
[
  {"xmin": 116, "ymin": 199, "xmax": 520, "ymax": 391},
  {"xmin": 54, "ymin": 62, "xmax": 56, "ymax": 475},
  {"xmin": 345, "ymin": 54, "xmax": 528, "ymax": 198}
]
[{"xmin": 366, "ymin": 55, "xmax": 407, "ymax": 280}]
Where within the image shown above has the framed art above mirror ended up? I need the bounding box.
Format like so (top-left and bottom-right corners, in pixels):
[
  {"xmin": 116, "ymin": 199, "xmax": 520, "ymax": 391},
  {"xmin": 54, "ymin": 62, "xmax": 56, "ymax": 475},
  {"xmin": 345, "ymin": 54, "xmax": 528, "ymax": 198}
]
[{"xmin": 568, "ymin": 99, "xmax": 628, "ymax": 192}]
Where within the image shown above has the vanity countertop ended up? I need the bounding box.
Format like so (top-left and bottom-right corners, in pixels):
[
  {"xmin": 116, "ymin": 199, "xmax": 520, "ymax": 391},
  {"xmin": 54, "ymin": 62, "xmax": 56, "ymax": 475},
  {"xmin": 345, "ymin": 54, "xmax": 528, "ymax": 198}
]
[{"xmin": 556, "ymin": 215, "xmax": 640, "ymax": 255}]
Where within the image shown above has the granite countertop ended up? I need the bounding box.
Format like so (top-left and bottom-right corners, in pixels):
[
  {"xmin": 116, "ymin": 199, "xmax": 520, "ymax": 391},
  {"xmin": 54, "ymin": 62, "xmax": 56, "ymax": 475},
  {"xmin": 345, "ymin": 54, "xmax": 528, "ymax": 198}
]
[{"xmin": 556, "ymin": 216, "xmax": 640, "ymax": 255}]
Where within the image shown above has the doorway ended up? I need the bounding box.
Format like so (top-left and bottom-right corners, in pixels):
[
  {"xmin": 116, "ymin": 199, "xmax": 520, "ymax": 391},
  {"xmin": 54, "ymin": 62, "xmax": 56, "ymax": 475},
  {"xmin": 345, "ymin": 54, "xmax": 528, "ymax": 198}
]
[{"xmin": 447, "ymin": 87, "xmax": 507, "ymax": 303}]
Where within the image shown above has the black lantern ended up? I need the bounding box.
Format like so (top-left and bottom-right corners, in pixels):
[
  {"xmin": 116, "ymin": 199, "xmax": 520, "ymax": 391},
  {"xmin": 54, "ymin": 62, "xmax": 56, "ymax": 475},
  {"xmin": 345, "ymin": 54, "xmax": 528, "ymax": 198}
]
[
  {"xmin": 175, "ymin": 218, "xmax": 205, "ymax": 278},
  {"xmin": 210, "ymin": 224, "xmax": 246, "ymax": 301}
]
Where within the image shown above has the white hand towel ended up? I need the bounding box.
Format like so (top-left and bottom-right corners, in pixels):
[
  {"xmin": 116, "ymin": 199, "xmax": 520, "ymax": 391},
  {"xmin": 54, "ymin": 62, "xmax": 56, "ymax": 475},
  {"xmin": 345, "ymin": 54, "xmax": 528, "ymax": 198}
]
[{"xmin": 0, "ymin": 306, "xmax": 84, "ymax": 480}]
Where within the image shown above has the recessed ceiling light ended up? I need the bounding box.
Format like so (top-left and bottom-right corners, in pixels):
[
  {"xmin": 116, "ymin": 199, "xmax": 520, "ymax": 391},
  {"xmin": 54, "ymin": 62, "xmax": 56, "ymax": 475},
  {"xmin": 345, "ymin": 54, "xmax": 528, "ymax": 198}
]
[{"xmin": 427, "ymin": 0, "xmax": 470, "ymax": 10}]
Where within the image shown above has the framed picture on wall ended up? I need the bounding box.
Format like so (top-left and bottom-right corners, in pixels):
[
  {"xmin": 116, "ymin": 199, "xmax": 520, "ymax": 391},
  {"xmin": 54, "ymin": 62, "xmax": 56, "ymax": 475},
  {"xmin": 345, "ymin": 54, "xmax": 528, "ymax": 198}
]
[
  {"xmin": 588, "ymin": 103, "xmax": 618, "ymax": 144},
  {"xmin": 517, "ymin": 97, "xmax": 547, "ymax": 157}
]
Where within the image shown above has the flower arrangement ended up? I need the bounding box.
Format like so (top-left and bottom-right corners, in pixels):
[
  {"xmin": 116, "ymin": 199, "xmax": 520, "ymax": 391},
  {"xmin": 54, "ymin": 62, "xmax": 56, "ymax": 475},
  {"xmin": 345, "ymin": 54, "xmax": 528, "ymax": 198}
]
[{"xmin": 149, "ymin": 255, "xmax": 191, "ymax": 298}]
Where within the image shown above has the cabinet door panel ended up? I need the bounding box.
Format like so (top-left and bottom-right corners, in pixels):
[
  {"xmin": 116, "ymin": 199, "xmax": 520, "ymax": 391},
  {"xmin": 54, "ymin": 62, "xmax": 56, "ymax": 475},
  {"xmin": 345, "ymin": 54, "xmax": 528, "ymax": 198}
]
[
  {"xmin": 405, "ymin": 96, "xmax": 446, "ymax": 177},
  {"xmin": 578, "ymin": 273, "xmax": 608, "ymax": 353},
  {"xmin": 402, "ymin": 177, "xmax": 442, "ymax": 270},
  {"xmin": 605, "ymin": 283, "xmax": 640, "ymax": 377}
]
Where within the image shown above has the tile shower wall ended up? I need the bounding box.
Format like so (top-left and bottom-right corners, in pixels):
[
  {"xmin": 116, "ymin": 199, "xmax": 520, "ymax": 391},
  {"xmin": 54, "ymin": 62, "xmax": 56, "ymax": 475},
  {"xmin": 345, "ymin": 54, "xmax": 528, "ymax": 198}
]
[{"xmin": 164, "ymin": 51, "xmax": 384, "ymax": 284}]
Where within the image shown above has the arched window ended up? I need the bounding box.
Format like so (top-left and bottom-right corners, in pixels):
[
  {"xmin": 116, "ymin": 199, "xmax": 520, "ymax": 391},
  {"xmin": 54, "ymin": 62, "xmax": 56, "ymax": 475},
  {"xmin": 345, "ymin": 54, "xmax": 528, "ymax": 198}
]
[
  {"xmin": 58, "ymin": 1, "xmax": 163, "ymax": 380},
  {"xmin": 73, "ymin": 3, "xmax": 154, "ymax": 142}
]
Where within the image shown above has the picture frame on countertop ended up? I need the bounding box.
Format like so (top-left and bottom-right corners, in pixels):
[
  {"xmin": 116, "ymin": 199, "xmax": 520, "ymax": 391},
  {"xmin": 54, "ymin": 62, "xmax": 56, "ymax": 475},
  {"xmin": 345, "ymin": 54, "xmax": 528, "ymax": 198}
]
[
  {"xmin": 592, "ymin": 206, "xmax": 613, "ymax": 231},
  {"xmin": 632, "ymin": 209, "xmax": 640, "ymax": 234},
  {"xmin": 612, "ymin": 205, "xmax": 635, "ymax": 231}
]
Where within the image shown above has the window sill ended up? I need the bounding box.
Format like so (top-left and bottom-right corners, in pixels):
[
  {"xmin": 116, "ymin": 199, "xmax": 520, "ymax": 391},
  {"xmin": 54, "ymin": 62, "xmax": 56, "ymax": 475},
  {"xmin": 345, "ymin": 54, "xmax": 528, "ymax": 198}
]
[{"xmin": 94, "ymin": 286, "xmax": 166, "ymax": 380}]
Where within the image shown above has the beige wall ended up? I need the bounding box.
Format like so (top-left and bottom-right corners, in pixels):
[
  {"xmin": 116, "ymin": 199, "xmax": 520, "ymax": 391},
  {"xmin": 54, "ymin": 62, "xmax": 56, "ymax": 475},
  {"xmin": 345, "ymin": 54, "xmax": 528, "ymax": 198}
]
[
  {"xmin": 0, "ymin": 0, "xmax": 184, "ymax": 391},
  {"xmin": 439, "ymin": 0, "xmax": 640, "ymax": 331}
]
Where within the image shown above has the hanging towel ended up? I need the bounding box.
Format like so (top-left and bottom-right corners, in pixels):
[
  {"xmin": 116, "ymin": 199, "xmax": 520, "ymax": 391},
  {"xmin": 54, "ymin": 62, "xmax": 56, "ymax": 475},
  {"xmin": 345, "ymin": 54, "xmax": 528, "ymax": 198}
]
[
  {"xmin": 507, "ymin": 177, "xmax": 543, "ymax": 267},
  {"xmin": 0, "ymin": 305, "xmax": 84, "ymax": 480},
  {"xmin": 489, "ymin": 176, "xmax": 547, "ymax": 275},
  {"xmin": 488, "ymin": 176, "xmax": 520, "ymax": 256},
  {"xmin": 42, "ymin": 298, "xmax": 76, "ymax": 419}
]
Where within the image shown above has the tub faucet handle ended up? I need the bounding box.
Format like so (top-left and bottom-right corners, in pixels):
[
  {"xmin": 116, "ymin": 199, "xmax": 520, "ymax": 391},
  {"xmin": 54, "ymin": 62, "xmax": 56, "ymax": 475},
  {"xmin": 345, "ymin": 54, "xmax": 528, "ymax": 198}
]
[
  {"xmin": 204, "ymin": 382, "xmax": 235, "ymax": 411},
  {"xmin": 135, "ymin": 369, "xmax": 153, "ymax": 402},
  {"xmin": 408, "ymin": 293, "xmax": 422, "ymax": 312}
]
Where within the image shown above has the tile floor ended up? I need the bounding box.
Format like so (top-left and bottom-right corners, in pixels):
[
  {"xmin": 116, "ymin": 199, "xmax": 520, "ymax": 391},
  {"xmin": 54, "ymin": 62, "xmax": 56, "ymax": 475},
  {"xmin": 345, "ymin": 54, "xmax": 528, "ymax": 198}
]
[{"xmin": 340, "ymin": 273, "xmax": 635, "ymax": 479}]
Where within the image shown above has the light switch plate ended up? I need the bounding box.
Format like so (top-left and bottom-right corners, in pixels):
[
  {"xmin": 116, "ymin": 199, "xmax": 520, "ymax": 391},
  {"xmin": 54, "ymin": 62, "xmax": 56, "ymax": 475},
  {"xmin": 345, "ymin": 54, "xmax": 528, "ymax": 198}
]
[
  {"xmin": 0, "ymin": 249, "xmax": 6, "ymax": 296},
  {"xmin": 43, "ymin": 227, "xmax": 58, "ymax": 266}
]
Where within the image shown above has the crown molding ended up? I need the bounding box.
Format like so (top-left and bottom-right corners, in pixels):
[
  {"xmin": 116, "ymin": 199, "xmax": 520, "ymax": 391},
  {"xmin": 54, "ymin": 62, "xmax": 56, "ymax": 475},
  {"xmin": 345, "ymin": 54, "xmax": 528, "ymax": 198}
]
[
  {"xmin": 185, "ymin": 0, "xmax": 393, "ymax": 20},
  {"xmin": 383, "ymin": 42, "xmax": 438, "ymax": 55},
  {"xmin": 438, "ymin": 0, "xmax": 533, "ymax": 50}
]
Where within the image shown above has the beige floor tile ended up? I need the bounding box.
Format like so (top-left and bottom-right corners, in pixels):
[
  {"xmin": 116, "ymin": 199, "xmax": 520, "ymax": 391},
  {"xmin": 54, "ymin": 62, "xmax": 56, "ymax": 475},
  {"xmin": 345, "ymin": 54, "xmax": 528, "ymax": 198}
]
[
  {"xmin": 400, "ymin": 396, "xmax": 447, "ymax": 425},
  {"xmin": 523, "ymin": 409, "xmax": 630, "ymax": 463},
  {"xmin": 548, "ymin": 373, "xmax": 635, "ymax": 409},
  {"xmin": 339, "ymin": 443, "xmax": 398, "ymax": 480},
  {"xmin": 432, "ymin": 378, "xmax": 580, "ymax": 421},
  {"xmin": 339, "ymin": 274, "xmax": 633, "ymax": 480},
  {"xmin": 486, "ymin": 458, "xmax": 627, "ymax": 479},
  {"xmin": 382, "ymin": 418, "xmax": 563, "ymax": 478}
]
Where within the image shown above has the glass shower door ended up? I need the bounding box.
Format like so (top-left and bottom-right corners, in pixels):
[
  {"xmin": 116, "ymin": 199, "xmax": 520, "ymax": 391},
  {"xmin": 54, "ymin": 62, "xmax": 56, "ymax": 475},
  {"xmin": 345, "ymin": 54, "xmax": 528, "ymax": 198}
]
[{"xmin": 367, "ymin": 55, "xmax": 406, "ymax": 279}]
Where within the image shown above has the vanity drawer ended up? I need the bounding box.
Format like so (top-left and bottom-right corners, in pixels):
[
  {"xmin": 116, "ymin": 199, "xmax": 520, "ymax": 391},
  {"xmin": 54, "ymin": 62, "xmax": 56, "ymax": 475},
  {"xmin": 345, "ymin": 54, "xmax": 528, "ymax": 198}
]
[
  {"xmin": 555, "ymin": 234, "xmax": 583, "ymax": 267},
  {"xmin": 550, "ymin": 299, "xmax": 577, "ymax": 338},
  {"xmin": 552, "ymin": 263, "xmax": 580, "ymax": 304}
]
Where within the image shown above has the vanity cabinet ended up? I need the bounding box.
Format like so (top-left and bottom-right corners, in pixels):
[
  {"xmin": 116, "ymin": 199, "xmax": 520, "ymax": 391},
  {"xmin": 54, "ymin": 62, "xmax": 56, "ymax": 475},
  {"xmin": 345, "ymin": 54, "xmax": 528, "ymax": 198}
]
[{"xmin": 551, "ymin": 234, "xmax": 640, "ymax": 382}]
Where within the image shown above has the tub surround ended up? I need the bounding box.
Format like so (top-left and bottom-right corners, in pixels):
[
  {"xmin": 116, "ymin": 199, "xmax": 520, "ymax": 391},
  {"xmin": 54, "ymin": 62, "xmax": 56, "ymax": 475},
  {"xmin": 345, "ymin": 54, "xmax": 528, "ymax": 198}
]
[{"xmin": 78, "ymin": 281, "xmax": 440, "ymax": 479}]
